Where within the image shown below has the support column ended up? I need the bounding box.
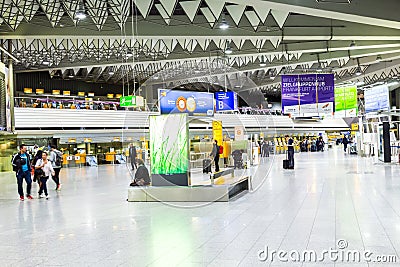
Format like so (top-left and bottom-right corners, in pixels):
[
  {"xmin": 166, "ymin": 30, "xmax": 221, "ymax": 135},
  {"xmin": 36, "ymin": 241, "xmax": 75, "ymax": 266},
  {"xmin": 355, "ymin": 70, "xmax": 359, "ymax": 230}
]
[
  {"xmin": 8, "ymin": 59, "xmax": 14, "ymax": 132},
  {"xmin": 383, "ymin": 121, "xmax": 391, "ymax": 163}
]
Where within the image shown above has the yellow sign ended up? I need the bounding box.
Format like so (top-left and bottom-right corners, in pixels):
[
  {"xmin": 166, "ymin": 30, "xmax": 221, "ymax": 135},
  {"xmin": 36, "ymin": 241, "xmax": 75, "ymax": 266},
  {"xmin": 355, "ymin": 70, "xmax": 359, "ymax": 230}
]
[
  {"xmin": 36, "ymin": 89, "xmax": 44, "ymax": 94},
  {"xmin": 107, "ymin": 94, "xmax": 114, "ymax": 99},
  {"xmin": 52, "ymin": 90, "xmax": 60, "ymax": 95},
  {"xmin": 78, "ymin": 92, "xmax": 85, "ymax": 96},
  {"xmin": 68, "ymin": 138, "xmax": 76, "ymax": 143},
  {"xmin": 83, "ymin": 138, "xmax": 92, "ymax": 143},
  {"xmin": 24, "ymin": 88, "xmax": 33, "ymax": 94},
  {"xmin": 212, "ymin": 120, "xmax": 223, "ymax": 146},
  {"xmin": 351, "ymin": 123, "xmax": 359, "ymax": 131},
  {"xmin": 63, "ymin": 91, "xmax": 71, "ymax": 96}
]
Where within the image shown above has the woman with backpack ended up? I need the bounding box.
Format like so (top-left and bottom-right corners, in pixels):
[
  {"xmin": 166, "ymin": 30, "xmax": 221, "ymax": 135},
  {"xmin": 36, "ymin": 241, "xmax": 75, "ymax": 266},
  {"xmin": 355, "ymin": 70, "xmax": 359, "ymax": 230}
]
[
  {"xmin": 35, "ymin": 151, "xmax": 55, "ymax": 199},
  {"xmin": 49, "ymin": 145, "xmax": 62, "ymax": 190}
]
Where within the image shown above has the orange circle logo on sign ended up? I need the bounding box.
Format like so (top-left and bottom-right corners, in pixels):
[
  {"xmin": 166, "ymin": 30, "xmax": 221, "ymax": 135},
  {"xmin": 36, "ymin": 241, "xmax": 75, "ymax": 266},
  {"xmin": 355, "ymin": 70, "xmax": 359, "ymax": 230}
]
[{"xmin": 176, "ymin": 96, "xmax": 187, "ymax": 112}]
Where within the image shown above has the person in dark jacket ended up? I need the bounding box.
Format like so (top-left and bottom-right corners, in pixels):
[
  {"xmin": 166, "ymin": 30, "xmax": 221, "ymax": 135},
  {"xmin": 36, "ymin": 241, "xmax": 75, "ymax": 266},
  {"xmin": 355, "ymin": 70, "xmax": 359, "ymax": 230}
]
[
  {"xmin": 32, "ymin": 148, "xmax": 44, "ymax": 185},
  {"xmin": 129, "ymin": 144, "xmax": 137, "ymax": 170},
  {"xmin": 12, "ymin": 144, "xmax": 33, "ymax": 201},
  {"xmin": 286, "ymin": 135, "xmax": 294, "ymax": 169},
  {"xmin": 210, "ymin": 140, "xmax": 220, "ymax": 172},
  {"xmin": 342, "ymin": 136, "xmax": 349, "ymax": 152},
  {"xmin": 130, "ymin": 159, "xmax": 150, "ymax": 186}
]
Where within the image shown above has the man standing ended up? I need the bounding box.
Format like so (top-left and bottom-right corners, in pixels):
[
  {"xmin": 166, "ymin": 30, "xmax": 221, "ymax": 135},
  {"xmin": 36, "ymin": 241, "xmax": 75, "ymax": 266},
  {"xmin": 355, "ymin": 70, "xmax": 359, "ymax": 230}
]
[
  {"xmin": 129, "ymin": 144, "xmax": 137, "ymax": 170},
  {"xmin": 286, "ymin": 135, "xmax": 295, "ymax": 169},
  {"xmin": 342, "ymin": 135, "xmax": 349, "ymax": 153},
  {"xmin": 210, "ymin": 140, "xmax": 220, "ymax": 172},
  {"xmin": 12, "ymin": 144, "xmax": 33, "ymax": 201},
  {"xmin": 49, "ymin": 145, "xmax": 62, "ymax": 190}
]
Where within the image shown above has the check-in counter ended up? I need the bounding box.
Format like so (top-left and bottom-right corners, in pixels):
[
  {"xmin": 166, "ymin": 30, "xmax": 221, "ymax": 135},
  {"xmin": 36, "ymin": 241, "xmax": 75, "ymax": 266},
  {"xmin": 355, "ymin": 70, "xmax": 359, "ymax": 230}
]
[
  {"xmin": 64, "ymin": 154, "xmax": 86, "ymax": 167},
  {"xmin": 105, "ymin": 152, "xmax": 116, "ymax": 163}
]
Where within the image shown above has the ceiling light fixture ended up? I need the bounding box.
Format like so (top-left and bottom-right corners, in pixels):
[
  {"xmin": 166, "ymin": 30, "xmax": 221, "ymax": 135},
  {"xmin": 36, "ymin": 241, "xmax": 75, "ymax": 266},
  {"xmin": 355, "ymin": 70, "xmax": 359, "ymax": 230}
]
[
  {"xmin": 260, "ymin": 57, "xmax": 267, "ymax": 67},
  {"xmin": 355, "ymin": 58, "xmax": 362, "ymax": 76},
  {"xmin": 75, "ymin": 0, "xmax": 86, "ymax": 20},
  {"xmin": 225, "ymin": 46, "xmax": 233, "ymax": 55},
  {"xmin": 75, "ymin": 10, "xmax": 86, "ymax": 20},
  {"xmin": 126, "ymin": 49, "xmax": 133, "ymax": 57},
  {"xmin": 219, "ymin": 18, "xmax": 229, "ymax": 30},
  {"xmin": 355, "ymin": 66, "xmax": 362, "ymax": 76},
  {"xmin": 376, "ymin": 55, "xmax": 383, "ymax": 62},
  {"xmin": 349, "ymin": 40, "xmax": 356, "ymax": 49}
]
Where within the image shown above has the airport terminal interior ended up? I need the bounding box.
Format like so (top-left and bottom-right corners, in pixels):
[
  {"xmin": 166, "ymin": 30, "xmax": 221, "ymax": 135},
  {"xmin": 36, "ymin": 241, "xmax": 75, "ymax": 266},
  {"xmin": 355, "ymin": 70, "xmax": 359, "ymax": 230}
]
[{"xmin": 1, "ymin": 0, "xmax": 400, "ymax": 266}]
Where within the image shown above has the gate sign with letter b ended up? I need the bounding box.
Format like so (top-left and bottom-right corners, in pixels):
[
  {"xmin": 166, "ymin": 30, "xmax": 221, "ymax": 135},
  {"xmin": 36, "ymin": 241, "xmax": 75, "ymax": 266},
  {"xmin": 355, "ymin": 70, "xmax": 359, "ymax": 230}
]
[{"xmin": 215, "ymin": 91, "xmax": 238, "ymax": 111}]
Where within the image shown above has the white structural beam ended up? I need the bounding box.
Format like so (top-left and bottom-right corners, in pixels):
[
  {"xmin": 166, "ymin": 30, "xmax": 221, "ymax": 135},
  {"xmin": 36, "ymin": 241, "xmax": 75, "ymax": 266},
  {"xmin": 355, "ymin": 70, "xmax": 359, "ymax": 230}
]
[{"xmin": 227, "ymin": 0, "xmax": 400, "ymax": 30}]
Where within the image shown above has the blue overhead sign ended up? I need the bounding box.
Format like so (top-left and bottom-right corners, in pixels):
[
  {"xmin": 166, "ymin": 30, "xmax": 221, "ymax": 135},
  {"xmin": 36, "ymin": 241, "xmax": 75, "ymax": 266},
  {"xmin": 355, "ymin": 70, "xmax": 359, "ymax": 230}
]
[
  {"xmin": 158, "ymin": 89, "xmax": 214, "ymax": 116},
  {"xmin": 364, "ymin": 85, "xmax": 390, "ymax": 113},
  {"xmin": 215, "ymin": 91, "xmax": 238, "ymax": 111}
]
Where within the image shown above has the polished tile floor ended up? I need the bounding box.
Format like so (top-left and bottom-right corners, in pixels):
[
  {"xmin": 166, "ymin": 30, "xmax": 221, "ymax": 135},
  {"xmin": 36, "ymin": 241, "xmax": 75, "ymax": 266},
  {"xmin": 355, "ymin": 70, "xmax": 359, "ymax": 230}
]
[{"xmin": 1, "ymin": 147, "xmax": 400, "ymax": 266}]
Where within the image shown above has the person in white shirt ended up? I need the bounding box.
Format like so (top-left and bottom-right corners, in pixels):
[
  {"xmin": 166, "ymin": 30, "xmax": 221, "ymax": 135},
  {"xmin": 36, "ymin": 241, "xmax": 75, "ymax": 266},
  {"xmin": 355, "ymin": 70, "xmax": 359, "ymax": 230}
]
[{"xmin": 35, "ymin": 151, "xmax": 55, "ymax": 199}]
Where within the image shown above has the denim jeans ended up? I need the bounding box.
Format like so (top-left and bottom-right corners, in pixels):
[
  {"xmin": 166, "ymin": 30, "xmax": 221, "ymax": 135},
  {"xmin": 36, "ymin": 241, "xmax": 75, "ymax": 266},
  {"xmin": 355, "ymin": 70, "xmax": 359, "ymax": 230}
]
[
  {"xmin": 38, "ymin": 176, "xmax": 49, "ymax": 196},
  {"xmin": 288, "ymin": 150, "xmax": 295, "ymax": 168},
  {"xmin": 16, "ymin": 170, "xmax": 32, "ymax": 197}
]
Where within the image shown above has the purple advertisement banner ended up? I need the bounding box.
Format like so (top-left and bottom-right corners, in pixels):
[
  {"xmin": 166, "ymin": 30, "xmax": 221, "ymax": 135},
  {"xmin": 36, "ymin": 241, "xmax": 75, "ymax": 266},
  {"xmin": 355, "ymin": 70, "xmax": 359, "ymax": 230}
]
[
  {"xmin": 299, "ymin": 74, "xmax": 317, "ymax": 105},
  {"xmin": 281, "ymin": 75, "xmax": 299, "ymax": 107},
  {"xmin": 317, "ymin": 74, "xmax": 335, "ymax": 104},
  {"xmin": 281, "ymin": 74, "xmax": 335, "ymax": 114}
]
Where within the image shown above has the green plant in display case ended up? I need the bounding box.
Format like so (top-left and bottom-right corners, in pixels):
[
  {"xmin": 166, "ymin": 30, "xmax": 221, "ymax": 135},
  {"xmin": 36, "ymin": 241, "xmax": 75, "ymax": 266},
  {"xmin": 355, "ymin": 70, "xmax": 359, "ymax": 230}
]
[{"xmin": 150, "ymin": 114, "xmax": 189, "ymax": 175}]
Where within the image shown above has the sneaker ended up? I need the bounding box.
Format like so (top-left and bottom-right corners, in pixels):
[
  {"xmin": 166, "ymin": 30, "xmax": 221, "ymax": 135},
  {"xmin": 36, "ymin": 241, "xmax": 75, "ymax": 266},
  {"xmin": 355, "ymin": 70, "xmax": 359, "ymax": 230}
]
[
  {"xmin": 27, "ymin": 195, "xmax": 33, "ymax": 200},
  {"xmin": 38, "ymin": 194, "xmax": 44, "ymax": 198},
  {"xmin": 45, "ymin": 195, "xmax": 49, "ymax": 199},
  {"xmin": 56, "ymin": 184, "xmax": 62, "ymax": 191},
  {"xmin": 20, "ymin": 196, "xmax": 24, "ymax": 201}
]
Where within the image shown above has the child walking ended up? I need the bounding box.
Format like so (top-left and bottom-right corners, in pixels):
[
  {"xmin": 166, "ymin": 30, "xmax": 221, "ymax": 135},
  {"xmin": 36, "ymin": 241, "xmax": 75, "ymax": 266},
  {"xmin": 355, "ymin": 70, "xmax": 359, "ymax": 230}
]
[{"xmin": 35, "ymin": 151, "xmax": 55, "ymax": 199}]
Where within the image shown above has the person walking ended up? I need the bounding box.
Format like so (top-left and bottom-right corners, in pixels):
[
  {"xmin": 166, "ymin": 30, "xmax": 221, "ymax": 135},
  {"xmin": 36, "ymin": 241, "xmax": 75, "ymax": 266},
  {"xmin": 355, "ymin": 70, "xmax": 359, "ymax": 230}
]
[
  {"xmin": 342, "ymin": 135, "xmax": 349, "ymax": 153},
  {"xmin": 35, "ymin": 151, "xmax": 55, "ymax": 199},
  {"xmin": 286, "ymin": 135, "xmax": 295, "ymax": 169},
  {"xmin": 49, "ymin": 145, "xmax": 62, "ymax": 190},
  {"xmin": 210, "ymin": 140, "xmax": 220, "ymax": 172},
  {"xmin": 11, "ymin": 144, "xmax": 33, "ymax": 201},
  {"xmin": 129, "ymin": 144, "xmax": 137, "ymax": 170},
  {"xmin": 261, "ymin": 140, "xmax": 270, "ymax": 157}
]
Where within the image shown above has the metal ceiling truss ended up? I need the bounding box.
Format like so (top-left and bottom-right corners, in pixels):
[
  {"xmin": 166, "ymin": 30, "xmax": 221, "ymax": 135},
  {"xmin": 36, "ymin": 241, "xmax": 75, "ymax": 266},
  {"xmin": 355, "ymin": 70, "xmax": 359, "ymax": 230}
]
[{"xmin": 0, "ymin": 0, "xmax": 399, "ymax": 97}]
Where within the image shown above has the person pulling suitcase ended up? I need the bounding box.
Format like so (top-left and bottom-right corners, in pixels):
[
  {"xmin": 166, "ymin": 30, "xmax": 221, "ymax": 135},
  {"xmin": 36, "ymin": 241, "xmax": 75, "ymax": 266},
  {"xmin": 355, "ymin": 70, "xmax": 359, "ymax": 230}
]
[{"xmin": 285, "ymin": 135, "xmax": 294, "ymax": 169}]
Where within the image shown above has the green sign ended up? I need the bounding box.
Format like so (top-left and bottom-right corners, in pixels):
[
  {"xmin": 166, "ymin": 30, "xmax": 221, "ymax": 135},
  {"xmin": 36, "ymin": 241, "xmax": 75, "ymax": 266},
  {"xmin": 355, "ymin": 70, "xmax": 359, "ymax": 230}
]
[
  {"xmin": 120, "ymin": 96, "xmax": 136, "ymax": 107},
  {"xmin": 335, "ymin": 86, "xmax": 358, "ymax": 117},
  {"xmin": 150, "ymin": 114, "xmax": 189, "ymax": 175}
]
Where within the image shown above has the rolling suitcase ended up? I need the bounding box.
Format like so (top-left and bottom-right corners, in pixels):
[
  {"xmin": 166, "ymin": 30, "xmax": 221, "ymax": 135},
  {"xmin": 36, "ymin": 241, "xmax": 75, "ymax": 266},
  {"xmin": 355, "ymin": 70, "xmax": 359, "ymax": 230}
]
[
  {"xmin": 283, "ymin": 151, "xmax": 289, "ymax": 169},
  {"xmin": 203, "ymin": 158, "xmax": 212, "ymax": 173},
  {"xmin": 283, "ymin": 159, "xmax": 289, "ymax": 169}
]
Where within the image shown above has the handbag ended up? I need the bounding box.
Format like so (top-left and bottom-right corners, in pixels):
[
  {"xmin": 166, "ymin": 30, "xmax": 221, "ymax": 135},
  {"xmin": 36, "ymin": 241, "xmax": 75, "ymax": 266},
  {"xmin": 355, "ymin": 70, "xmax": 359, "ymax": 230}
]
[{"xmin": 34, "ymin": 168, "xmax": 45, "ymax": 178}]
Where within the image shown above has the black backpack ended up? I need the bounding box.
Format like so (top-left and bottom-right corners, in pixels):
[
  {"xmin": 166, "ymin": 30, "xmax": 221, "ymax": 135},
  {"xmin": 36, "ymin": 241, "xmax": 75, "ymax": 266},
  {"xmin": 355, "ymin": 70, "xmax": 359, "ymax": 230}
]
[
  {"xmin": 55, "ymin": 151, "xmax": 63, "ymax": 167},
  {"xmin": 11, "ymin": 153, "xmax": 18, "ymax": 172},
  {"xmin": 11, "ymin": 154, "xmax": 27, "ymax": 172}
]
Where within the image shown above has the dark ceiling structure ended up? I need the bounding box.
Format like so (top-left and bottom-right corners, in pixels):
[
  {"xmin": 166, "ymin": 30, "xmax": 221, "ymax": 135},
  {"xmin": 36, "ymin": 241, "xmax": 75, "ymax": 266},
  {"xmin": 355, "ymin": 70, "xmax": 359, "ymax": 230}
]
[{"xmin": 0, "ymin": 0, "xmax": 399, "ymax": 96}]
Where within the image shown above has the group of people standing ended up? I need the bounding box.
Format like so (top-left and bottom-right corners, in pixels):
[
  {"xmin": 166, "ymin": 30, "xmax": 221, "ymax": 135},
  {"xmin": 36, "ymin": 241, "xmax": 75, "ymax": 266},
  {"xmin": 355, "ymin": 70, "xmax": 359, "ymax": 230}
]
[
  {"xmin": 12, "ymin": 144, "xmax": 62, "ymax": 201},
  {"xmin": 300, "ymin": 137, "xmax": 325, "ymax": 152}
]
